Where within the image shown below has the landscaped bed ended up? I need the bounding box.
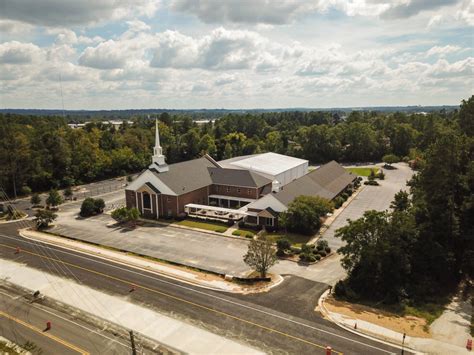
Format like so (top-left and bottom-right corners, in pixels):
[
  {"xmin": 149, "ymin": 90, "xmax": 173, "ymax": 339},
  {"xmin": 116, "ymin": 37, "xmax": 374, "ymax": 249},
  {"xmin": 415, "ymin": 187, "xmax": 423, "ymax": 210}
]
[
  {"xmin": 345, "ymin": 167, "xmax": 379, "ymax": 177},
  {"xmin": 232, "ymin": 229, "xmax": 255, "ymax": 238},
  {"xmin": 175, "ymin": 219, "xmax": 228, "ymax": 233},
  {"xmin": 266, "ymin": 232, "xmax": 312, "ymax": 247}
]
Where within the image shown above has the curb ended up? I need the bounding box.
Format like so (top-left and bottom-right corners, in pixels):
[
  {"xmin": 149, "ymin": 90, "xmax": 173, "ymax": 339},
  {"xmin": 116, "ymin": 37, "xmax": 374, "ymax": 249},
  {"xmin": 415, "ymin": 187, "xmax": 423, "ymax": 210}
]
[{"xmin": 318, "ymin": 290, "xmax": 423, "ymax": 354}]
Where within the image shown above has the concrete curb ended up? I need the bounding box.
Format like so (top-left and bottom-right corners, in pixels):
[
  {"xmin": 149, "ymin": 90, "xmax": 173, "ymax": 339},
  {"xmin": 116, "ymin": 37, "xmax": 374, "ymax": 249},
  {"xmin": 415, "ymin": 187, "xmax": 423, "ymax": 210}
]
[
  {"xmin": 19, "ymin": 228, "xmax": 281, "ymax": 295},
  {"xmin": 318, "ymin": 290, "xmax": 423, "ymax": 354}
]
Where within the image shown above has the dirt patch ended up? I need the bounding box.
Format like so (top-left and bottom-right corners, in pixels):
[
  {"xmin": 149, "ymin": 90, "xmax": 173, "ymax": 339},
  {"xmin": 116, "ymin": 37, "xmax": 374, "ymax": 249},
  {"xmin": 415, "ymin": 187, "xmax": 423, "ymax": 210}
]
[{"xmin": 325, "ymin": 296, "xmax": 430, "ymax": 338}]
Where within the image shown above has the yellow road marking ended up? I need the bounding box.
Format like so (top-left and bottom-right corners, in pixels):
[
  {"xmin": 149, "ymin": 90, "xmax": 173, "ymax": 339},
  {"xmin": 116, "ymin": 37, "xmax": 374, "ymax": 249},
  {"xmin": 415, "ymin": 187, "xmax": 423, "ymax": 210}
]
[
  {"xmin": 2, "ymin": 243, "xmax": 343, "ymax": 354},
  {"xmin": 0, "ymin": 310, "xmax": 89, "ymax": 355}
]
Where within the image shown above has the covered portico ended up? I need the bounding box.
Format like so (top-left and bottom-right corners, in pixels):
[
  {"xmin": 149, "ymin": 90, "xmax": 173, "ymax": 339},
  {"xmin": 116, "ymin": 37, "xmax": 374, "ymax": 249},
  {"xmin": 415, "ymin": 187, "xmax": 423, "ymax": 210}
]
[
  {"xmin": 184, "ymin": 203, "xmax": 247, "ymax": 222},
  {"xmin": 208, "ymin": 194, "xmax": 254, "ymax": 209}
]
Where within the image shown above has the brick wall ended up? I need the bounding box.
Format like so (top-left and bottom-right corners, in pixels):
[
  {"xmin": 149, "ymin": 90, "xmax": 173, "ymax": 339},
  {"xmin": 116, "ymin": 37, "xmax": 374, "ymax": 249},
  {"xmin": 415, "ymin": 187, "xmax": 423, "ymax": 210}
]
[
  {"xmin": 125, "ymin": 190, "xmax": 136, "ymax": 209},
  {"xmin": 177, "ymin": 186, "xmax": 209, "ymax": 214},
  {"xmin": 211, "ymin": 184, "xmax": 258, "ymax": 199}
]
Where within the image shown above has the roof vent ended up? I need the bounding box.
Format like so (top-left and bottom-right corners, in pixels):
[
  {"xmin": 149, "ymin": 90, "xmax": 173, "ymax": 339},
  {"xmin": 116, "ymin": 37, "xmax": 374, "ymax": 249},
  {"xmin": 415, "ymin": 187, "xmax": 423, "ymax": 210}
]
[{"xmin": 272, "ymin": 180, "xmax": 281, "ymax": 193}]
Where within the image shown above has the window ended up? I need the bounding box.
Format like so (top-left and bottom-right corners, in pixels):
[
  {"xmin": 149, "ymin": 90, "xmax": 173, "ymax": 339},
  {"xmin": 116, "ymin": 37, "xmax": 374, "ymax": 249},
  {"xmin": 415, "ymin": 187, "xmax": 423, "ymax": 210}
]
[
  {"xmin": 166, "ymin": 197, "xmax": 171, "ymax": 203},
  {"xmin": 226, "ymin": 186, "xmax": 230, "ymax": 193},
  {"xmin": 142, "ymin": 192, "xmax": 151, "ymax": 209},
  {"xmin": 237, "ymin": 188, "xmax": 241, "ymax": 193},
  {"xmin": 248, "ymin": 189, "xmax": 251, "ymax": 195}
]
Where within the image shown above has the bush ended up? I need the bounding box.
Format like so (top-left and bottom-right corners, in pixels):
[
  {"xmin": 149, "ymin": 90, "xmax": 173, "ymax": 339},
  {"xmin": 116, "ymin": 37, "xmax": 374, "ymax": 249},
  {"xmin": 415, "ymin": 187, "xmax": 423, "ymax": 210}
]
[
  {"xmin": 378, "ymin": 171, "xmax": 385, "ymax": 180},
  {"xmin": 341, "ymin": 192, "xmax": 349, "ymax": 201},
  {"xmin": 35, "ymin": 209, "xmax": 57, "ymax": 230},
  {"xmin": 63, "ymin": 186, "xmax": 73, "ymax": 200},
  {"xmin": 317, "ymin": 239, "xmax": 329, "ymax": 251},
  {"xmin": 290, "ymin": 246, "xmax": 301, "ymax": 254},
  {"xmin": 325, "ymin": 247, "xmax": 331, "ymax": 253},
  {"xmin": 245, "ymin": 234, "xmax": 254, "ymax": 239},
  {"xmin": 318, "ymin": 250, "xmax": 327, "ymax": 257},
  {"xmin": 215, "ymin": 228, "xmax": 226, "ymax": 233},
  {"xmin": 364, "ymin": 180, "xmax": 380, "ymax": 186},
  {"xmin": 276, "ymin": 237, "xmax": 291, "ymax": 252},
  {"xmin": 21, "ymin": 186, "xmax": 32, "ymax": 195},
  {"xmin": 276, "ymin": 249, "xmax": 285, "ymax": 257},
  {"xmin": 111, "ymin": 207, "xmax": 140, "ymax": 224},
  {"xmin": 307, "ymin": 255, "xmax": 317, "ymax": 262},
  {"xmin": 334, "ymin": 196, "xmax": 344, "ymax": 209},
  {"xmin": 315, "ymin": 254, "xmax": 321, "ymax": 261},
  {"xmin": 80, "ymin": 198, "xmax": 105, "ymax": 217},
  {"xmin": 30, "ymin": 193, "xmax": 41, "ymax": 207},
  {"xmin": 80, "ymin": 198, "xmax": 96, "ymax": 217},
  {"xmin": 232, "ymin": 230, "xmax": 241, "ymax": 236}
]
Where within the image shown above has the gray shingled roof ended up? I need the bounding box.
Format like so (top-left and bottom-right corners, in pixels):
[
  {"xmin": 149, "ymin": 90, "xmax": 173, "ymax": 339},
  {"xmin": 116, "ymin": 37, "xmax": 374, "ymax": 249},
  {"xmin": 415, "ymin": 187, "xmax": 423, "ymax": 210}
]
[
  {"xmin": 272, "ymin": 160, "xmax": 356, "ymax": 207},
  {"xmin": 150, "ymin": 157, "xmax": 215, "ymax": 195},
  {"xmin": 208, "ymin": 167, "xmax": 272, "ymax": 188}
]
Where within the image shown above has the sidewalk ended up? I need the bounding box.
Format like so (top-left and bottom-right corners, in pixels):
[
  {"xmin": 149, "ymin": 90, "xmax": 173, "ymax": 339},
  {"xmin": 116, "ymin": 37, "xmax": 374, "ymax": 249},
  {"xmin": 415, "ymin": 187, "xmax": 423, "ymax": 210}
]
[
  {"xmin": 318, "ymin": 291, "xmax": 472, "ymax": 355},
  {"xmin": 20, "ymin": 229, "xmax": 283, "ymax": 294},
  {"xmin": 0, "ymin": 258, "xmax": 264, "ymax": 355}
]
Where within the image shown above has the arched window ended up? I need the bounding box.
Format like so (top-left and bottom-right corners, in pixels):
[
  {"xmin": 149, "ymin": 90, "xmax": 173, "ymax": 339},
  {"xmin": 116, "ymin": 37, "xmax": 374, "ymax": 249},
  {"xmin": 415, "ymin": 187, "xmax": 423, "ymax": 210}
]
[{"xmin": 142, "ymin": 192, "xmax": 151, "ymax": 209}]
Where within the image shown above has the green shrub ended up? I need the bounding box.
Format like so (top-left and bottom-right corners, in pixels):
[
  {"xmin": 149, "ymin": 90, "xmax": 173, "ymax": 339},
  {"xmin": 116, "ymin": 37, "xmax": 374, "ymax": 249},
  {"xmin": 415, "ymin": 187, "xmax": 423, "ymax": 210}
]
[
  {"xmin": 334, "ymin": 196, "xmax": 344, "ymax": 208},
  {"xmin": 215, "ymin": 228, "xmax": 226, "ymax": 233},
  {"xmin": 245, "ymin": 234, "xmax": 254, "ymax": 239},
  {"xmin": 364, "ymin": 180, "xmax": 379, "ymax": 186},
  {"xmin": 276, "ymin": 237, "xmax": 291, "ymax": 251},
  {"xmin": 290, "ymin": 246, "xmax": 301, "ymax": 254},
  {"xmin": 232, "ymin": 230, "xmax": 240, "ymax": 236},
  {"xmin": 378, "ymin": 171, "xmax": 385, "ymax": 180},
  {"xmin": 308, "ymin": 255, "xmax": 317, "ymax": 262},
  {"xmin": 317, "ymin": 239, "xmax": 329, "ymax": 250},
  {"xmin": 21, "ymin": 185, "xmax": 32, "ymax": 195},
  {"xmin": 315, "ymin": 254, "xmax": 321, "ymax": 261},
  {"xmin": 276, "ymin": 249, "xmax": 285, "ymax": 257},
  {"xmin": 325, "ymin": 247, "xmax": 331, "ymax": 253},
  {"xmin": 30, "ymin": 193, "xmax": 41, "ymax": 206},
  {"xmin": 318, "ymin": 250, "xmax": 327, "ymax": 257},
  {"xmin": 80, "ymin": 198, "xmax": 96, "ymax": 217}
]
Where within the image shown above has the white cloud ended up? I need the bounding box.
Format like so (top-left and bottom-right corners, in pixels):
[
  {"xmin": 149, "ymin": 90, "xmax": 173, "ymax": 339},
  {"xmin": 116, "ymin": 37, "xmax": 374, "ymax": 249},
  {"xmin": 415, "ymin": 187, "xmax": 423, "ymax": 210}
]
[
  {"xmin": 426, "ymin": 45, "xmax": 461, "ymax": 57},
  {"xmin": 456, "ymin": 0, "xmax": 474, "ymax": 26},
  {"xmin": 79, "ymin": 40, "xmax": 133, "ymax": 69},
  {"xmin": 0, "ymin": 19, "xmax": 33, "ymax": 34},
  {"xmin": 0, "ymin": 0, "xmax": 159, "ymax": 27},
  {"xmin": 0, "ymin": 41, "xmax": 42, "ymax": 64}
]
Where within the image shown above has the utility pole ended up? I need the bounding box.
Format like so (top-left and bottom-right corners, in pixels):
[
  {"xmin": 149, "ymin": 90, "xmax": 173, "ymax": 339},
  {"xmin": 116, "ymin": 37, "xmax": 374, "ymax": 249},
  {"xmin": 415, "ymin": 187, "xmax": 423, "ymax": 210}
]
[{"xmin": 129, "ymin": 330, "xmax": 137, "ymax": 355}]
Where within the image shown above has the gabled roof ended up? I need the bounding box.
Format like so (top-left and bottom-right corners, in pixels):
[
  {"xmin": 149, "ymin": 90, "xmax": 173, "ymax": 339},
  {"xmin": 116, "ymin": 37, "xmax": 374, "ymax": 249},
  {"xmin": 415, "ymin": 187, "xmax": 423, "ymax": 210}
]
[
  {"xmin": 208, "ymin": 167, "xmax": 272, "ymax": 188},
  {"xmin": 149, "ymin": 157, "xmax": 216, "ymax": 195},
  {"xmin": 273, "ymin": 161, "xmax": 356, "ymax": 206},
  {"xmin": 246, "ymin": 161, "xmax": 356, "ymax": 212}
]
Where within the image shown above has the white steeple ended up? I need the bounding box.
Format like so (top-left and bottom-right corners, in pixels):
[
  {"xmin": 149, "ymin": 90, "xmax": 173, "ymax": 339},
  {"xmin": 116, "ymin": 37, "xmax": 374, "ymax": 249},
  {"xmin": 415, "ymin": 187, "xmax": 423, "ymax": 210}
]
[{"xmin": 150, "ymin": 119, "xmax": 168, "ymax": 172}]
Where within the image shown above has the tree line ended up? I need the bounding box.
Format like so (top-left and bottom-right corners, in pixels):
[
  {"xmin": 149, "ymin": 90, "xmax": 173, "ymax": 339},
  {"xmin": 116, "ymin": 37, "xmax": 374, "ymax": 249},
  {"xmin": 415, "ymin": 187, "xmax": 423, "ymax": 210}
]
[
  {"xmin": 0, "ymin": 98, "xmax": 470, "ymax": 197},
  {"xmin": 335, "ymin": 96, "xmax": 473, "ymax": 305}
]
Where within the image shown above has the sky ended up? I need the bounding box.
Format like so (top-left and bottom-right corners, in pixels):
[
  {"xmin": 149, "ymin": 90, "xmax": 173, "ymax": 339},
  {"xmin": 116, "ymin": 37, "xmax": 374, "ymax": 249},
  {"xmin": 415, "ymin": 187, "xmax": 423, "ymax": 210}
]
[{"xmin": 0, "ymin": 0, "xmax": 472, "ymax": 109}]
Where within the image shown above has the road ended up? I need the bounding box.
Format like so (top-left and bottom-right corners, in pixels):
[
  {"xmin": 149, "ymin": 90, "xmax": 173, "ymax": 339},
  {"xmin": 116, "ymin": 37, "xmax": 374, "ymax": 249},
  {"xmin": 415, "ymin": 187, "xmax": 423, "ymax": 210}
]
[
  {"xmin": 0, "ymin": 222, "xmax": 406, "ymax": 355},
  {"xmin": 0, "ymin": 284, "xmax": 133, "ymax": 354}
]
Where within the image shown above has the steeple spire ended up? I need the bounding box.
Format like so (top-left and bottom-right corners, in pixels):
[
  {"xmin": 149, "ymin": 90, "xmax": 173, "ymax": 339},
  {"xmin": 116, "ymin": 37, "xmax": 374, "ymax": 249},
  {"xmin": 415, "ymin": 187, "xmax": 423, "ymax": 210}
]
[{"xmin": 150, "ymin": 118, "xmax": 168, "ymax": 172}]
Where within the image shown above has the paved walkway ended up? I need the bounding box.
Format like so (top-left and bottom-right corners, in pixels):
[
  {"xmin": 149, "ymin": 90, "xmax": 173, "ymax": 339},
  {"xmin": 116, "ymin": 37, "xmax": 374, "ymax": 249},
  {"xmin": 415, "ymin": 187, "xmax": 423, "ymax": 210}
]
[{"xmin": 0, "ymin": 258, "xmax": 264, "ymax": 355}]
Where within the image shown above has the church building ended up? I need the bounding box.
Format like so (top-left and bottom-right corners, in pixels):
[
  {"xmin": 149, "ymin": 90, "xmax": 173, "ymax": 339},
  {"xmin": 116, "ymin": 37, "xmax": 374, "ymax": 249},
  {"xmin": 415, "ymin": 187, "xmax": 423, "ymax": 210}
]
[{"xmin": 125, "ymin": 120, "xmax": 356, "ymax": 227}]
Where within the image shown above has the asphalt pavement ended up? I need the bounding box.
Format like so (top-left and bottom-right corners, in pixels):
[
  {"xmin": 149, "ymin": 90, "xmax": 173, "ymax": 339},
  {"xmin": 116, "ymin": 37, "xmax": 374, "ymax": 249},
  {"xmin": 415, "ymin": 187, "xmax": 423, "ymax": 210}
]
[
  {"xmin": 0, "ymin": 221, "xmax": 407, "ymax": 355},
  {"xmin": 0, "ymin": 284, "xmax": 132, "ymax": 355}
]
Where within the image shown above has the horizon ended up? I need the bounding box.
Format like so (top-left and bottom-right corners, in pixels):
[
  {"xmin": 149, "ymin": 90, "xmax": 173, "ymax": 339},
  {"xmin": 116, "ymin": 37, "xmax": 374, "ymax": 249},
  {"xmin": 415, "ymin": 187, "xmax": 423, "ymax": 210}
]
[{"xmin": 1, "ymin": 1, "xmax": 473, "ymax": 109}]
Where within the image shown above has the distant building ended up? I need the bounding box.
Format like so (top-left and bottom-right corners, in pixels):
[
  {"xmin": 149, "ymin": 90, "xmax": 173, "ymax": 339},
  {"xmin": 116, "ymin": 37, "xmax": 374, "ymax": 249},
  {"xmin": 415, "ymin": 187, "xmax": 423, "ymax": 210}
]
[{"xmin": 125, "ymin": 121, "xmax": 356, "ymax": 228}]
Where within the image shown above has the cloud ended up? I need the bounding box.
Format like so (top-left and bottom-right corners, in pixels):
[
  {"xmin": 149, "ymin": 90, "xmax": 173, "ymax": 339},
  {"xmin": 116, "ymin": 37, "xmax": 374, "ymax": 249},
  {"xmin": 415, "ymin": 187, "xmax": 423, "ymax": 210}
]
[
  {"xmin": 171, "ymin": 0, "xmax": 320, "ymax": 24},
  {"xmin": 79, "ymin": 40, "xmax": 131, "ymax": 69},
  {"xmin": 381, "ymin": 0, "xmax": 460, "ymax": 20},
  {"xmin": 0, "ymin": 0, "xmax": 159, "ymax": 27},
  {"xmin": 0, "ymin": 19, "xmax": 33, "ymax": 34},
  {"xmin": 0, "ymin": 41, "xmax": 41, "ymax": 64},
  {"xmin": 150, "ymin": 27, "xmax": 286, "ymax": 70},
  {"xmin": 426, "ymin": 45, "xmax": 461, "ymax": 57},
  {"xmin": 456, "ymin": 0, "xmax": 474, "ymax": 26}
]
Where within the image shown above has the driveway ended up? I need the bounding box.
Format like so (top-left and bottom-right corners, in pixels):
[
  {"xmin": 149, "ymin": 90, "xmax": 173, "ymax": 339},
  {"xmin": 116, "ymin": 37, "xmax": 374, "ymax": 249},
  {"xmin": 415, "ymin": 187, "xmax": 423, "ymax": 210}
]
[{"xmin": 323, "ymin": 162, "xmax": 414, "ymax": 250}]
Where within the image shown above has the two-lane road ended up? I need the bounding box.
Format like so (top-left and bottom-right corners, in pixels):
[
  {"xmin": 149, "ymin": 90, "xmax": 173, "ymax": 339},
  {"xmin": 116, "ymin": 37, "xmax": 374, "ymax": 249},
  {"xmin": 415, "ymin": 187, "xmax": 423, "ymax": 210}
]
[{"xmin": 0, "ymin": 222, "xmax": 407, "ymax": 354}]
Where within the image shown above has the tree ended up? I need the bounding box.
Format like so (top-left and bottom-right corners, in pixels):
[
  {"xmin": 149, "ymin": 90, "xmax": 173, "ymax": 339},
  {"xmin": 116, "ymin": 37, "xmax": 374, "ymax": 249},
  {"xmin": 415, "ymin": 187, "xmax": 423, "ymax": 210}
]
[
  {"xmin": 280, "ymin": 196, "xmax": 333, "ymax": 235},
  {"xmin": 458, "ymin": 95, "xmax": 473, "ymax": 137},
  {"xmin": 46, "ymin": 189, "xmax": 62, "ymax": 208},
  {"xmin": 243, "ymin": 236, "xmax": 277, "ymax": 278},
  {"xmin": 30, "ymin": 193, "xmax": 41, "ymax": 207},
  {"xmin": 35, "ymin": 209, "xmax": 57, "ymax": 230},
  {"xmin": 63, "ymin": 186, "xmax": 73, "ymax": 200},
  {"xmin": 80, "ymin": 198, "xmax": 96, "ymax": 217},
  {"xmin": 111, "ymin": 206, "xmax": 140, "ymax": 225},
  {"xmin": 382, "ymin": 154, "xmax": 400, "ymax": 166},
  {"xmin": 21, "ymin": 185, "xmax": 31, "ymax": 195},
  {"xmin": 390, "ymin": 190, "xmax": 410, "ymax": 212},
  {"xmin": 93, "ymin": 198, "xmax": 105, "ymax": 214}
]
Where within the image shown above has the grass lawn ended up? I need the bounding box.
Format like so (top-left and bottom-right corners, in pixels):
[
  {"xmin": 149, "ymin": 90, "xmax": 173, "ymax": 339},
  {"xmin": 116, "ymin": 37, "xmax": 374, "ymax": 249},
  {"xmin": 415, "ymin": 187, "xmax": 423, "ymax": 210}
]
[
  {"xmin": 175, "ymin": 219, "xmax": 228, "ymax": 233},
  {"xmin": 345, "ymin": 167, "xmax": 379, "ymax": 177},
  {"xmin": 232, "ymin": 228, "xmax": 256, "ymax": 238},
  {"xmin": 266, "ymin": 232, "xmax": 312, "ymax": 247}
]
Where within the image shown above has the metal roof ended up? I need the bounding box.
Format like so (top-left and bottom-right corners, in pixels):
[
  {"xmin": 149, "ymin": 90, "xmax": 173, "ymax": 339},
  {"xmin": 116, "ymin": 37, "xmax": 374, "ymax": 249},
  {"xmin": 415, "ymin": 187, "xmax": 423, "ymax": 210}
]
[
  {"xmin": 208, "ymin": 167, "xmax": 272, "ymax": 188},
  {"xmin": 220, "ymin": 152, "xmax": 308, "ymax": 177}
]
